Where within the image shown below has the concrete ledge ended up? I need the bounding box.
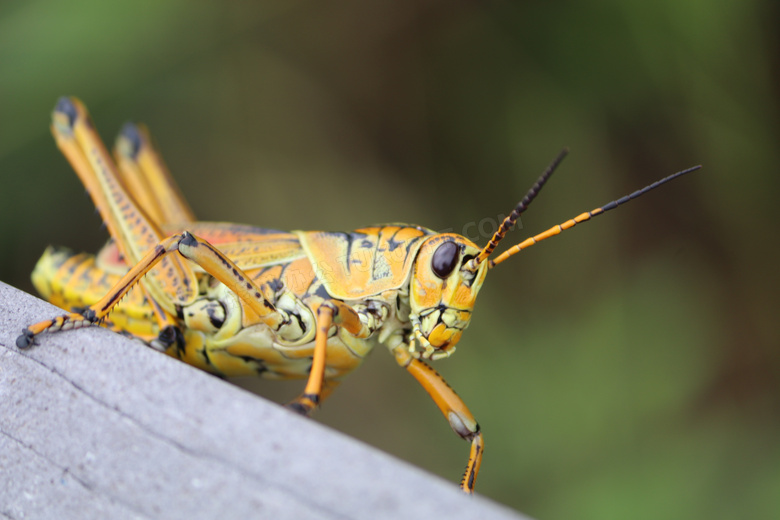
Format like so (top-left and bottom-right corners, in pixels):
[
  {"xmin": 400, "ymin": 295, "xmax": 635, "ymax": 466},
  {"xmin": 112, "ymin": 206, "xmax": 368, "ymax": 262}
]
[{"xmin": 0, "ymin": 282, "xmax": 529, "ymax": 520}]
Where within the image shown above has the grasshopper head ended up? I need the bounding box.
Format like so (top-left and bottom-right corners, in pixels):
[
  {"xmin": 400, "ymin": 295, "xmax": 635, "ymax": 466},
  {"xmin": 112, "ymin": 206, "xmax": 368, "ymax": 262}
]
[
  {"xmin": 406, "ymin": 151, "xmax": 570, "ymax": 361},
  {"xmin": 406, "ymin": 150, "xmax": 700, "ymax": 361},
  {"xmin": 409, "ymin": 234, "xmax": 489, "ymax": 360}
]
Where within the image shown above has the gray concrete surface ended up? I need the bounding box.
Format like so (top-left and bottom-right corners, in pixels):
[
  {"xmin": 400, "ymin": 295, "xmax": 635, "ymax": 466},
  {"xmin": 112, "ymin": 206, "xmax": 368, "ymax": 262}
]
[{"xmin": 0, "ymin": 282, "xmax": 531, "ymax": 520}]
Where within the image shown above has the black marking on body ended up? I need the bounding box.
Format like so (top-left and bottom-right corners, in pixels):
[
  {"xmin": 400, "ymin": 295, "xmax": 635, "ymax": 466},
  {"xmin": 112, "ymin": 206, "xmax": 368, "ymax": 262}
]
[
  {"xmin": 82, "ymin": 308, "xmax": 98, "ymax": 323},
  {"xmin": 467, "ymin": 464, "xmax": 477, "ymax": 490},
  {"xmin": 466, "ymin": 438, "xmax": 482, "ymax": 490},
  {"xmin": 182, "ymin": 268, "xmax": 192, "ymax": 288},
  {"xmin": 206, "ymin": 301, "xmax": 226, "ymax": 329},
  {"xmin": 199, "ymin": 345, "xmax": 214, "ymax": 367},
  {"xmin": 231, "ymin": 355, "xmax": 269, "ymax": 375},
  {"xmin": 65, "ymin": 257, "xmax": 83, "ymax": 275},
  {"xmin": 277, "ymin": 261, "xmax": 296, "ymax": 287},
  {"xmin": 386, "ymin": 226, "xmax": 406, "ymax": 252},
  {"xmin": 342, "ymin": 232, "xmax": 355, "ymax": 274},
  {"xmin": 76, "ymin": 263, "xmax": 95, "ymax": 283},
  {"xmin": 158, "ymin": 325, "xmax": 186, "ymax": 357},
  {"xmin": 179, "ymin": 232, "xmax": 198, "ymax": 247},
  {"xmin": 403, "ymin": 236, "xmax": 421, "ymax": 259},
  {"xmin": 337, "ymin": 230, "xmax": 372, "ymax": 275},
  {"xmin": 369, "ymin": 228, "xmax": 394, "ymax": 281},
  {"xmin": 119, "ymin": 122, "xmax": 142, "ymax": 159},
  {"xmin": 267, "ymin": 278, "xmax": 284, "ymax": 293},
  {"xmin": 216, "ymin": 252, "xmax": 231, "ymax": 268},
  {"xmin": 311, "ymin": 281, "xmax": 331, "ymax": 301},
  {"xmin": 251, "ymin": 265, "xmax": 275, "ymax": 281},
  {"xmin": 290, "ymin": 311, "xmax": 306, "ymax": 334},
  {"xmin": 55, "ymin": 97, "xmax": 78, "ymax": 127},
  {"xmin": 259, "ymin": 283, "xmax": 273, "ymax": 301}
]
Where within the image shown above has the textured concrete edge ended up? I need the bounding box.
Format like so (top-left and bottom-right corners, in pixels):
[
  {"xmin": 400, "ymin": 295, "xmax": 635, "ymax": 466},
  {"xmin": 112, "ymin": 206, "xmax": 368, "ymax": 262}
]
[{"xmin": 0, "ymin": 281, "xmax": 532, "ymax": 520}]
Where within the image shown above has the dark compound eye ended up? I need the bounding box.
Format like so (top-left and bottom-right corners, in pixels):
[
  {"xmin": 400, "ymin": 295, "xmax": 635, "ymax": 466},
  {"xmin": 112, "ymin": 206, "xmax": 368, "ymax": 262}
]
[{"xmin": 431, "ymin": 241, "xmax": 460, "ymax": 279}]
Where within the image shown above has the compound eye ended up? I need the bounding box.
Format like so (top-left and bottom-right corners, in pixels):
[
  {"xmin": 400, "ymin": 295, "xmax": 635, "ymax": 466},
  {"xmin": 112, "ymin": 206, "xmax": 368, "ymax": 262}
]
[{"xmin": 431, "ymin": 241, "xmax": 460, "ymax": 279}]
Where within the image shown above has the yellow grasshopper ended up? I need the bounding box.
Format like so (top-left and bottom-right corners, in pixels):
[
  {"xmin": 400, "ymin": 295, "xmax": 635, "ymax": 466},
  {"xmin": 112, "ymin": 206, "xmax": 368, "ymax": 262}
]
[{"xmin": 17, "ymin": 97, "xmax": 700, "ymax": 493}]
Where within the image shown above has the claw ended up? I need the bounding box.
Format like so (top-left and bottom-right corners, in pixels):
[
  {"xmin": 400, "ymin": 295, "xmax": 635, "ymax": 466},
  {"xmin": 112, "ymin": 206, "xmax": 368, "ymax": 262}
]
[
  {"xmin": 16, "ymin": 329, "xmax": 35, "ymax": 349},
  {"xmin": 285, "ymin": 402, "xmax": 311, "ymax": 416},
  {"xmin": 285, "ymin": 392, "xmax": 319, "ymax": 416}
]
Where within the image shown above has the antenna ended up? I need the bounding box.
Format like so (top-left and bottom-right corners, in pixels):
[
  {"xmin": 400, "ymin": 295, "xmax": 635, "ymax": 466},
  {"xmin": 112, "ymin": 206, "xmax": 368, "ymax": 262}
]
[
  {"xmin": 468, "ymin": 148, "xmax": 569, "ymax": 269},
  {"xmin": 489, "ymin": 165, "xmax": 702, "ymax": 268}
]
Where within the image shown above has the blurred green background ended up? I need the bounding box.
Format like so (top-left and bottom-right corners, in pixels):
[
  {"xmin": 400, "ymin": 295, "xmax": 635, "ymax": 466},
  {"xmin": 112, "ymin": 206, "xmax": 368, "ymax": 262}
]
[{"xmin": 1, "ymin": 1, "xmax": 778, "ymax": 518}]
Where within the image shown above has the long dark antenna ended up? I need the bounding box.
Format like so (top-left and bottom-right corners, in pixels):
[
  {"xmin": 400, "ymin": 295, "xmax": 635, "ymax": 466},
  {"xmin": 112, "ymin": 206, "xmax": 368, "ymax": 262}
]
[
  {"xmin": 489, "ymin": 165, "xmax": 702, "ymax": 267},
  {"xmin": 469, "ymin": 148, "xmax": 569, "ymax": 269}
]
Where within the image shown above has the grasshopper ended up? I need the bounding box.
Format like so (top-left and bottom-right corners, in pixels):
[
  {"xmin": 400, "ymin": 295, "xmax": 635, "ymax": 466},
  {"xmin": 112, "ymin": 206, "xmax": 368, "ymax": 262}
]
[{"xmin": 17, "ymin": 97, "xmax": 699, "ymax": 493}]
